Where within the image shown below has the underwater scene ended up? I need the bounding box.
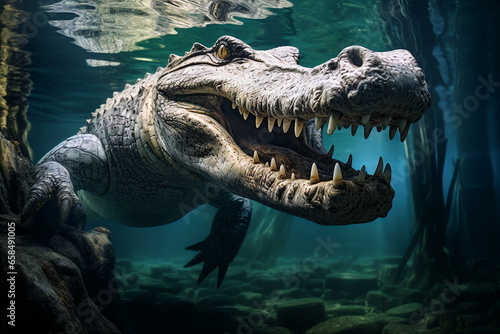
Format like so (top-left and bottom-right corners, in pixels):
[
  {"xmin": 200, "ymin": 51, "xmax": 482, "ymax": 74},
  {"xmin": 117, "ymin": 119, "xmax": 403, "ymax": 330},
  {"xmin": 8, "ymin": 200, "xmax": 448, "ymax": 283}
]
[{"xmin": 0, "ymin": 0, "xmax": 499, "ymax": 333}]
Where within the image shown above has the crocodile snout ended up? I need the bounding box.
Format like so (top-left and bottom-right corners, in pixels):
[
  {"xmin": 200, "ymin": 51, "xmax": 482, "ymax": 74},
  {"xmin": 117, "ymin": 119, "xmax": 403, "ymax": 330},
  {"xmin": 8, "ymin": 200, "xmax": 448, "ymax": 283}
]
[{"xmin": 321, "ymin": 45, "xmax": 430, "ymax": 126}]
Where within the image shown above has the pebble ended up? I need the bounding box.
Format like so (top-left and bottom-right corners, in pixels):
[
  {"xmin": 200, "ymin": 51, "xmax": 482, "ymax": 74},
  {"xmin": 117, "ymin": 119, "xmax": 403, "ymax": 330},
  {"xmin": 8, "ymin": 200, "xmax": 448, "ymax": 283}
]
[
  {"xmin": 451, "ymin": 328, "xmax": 500, "ymax": 334},
  {"xmin": 277, "ymin": 298, "xmax": 325, "ymax": 332},
  {"xmin": 386, "ymin": 302, "xmax": 424, "ymax": 318},
  {"xmin": 196, "ymin": 294, "xmax": 234, "ymax": 309},
  {"xmin": 393, "ymin": 287, "xmax": 427, "ymax": 303},
  {"xmin": 383, "ymin": 323, "xmax": 443, "ymax": 334},
  {"xmin": 235, "ymin": 291, "xmax": 264, "ymax": 306},
  {"xmin": 250, "ymin": 277, "xmax": 284, "ymax": 292},
  {"xmin": 121, "ymin": 288, "xmax": 151, "ymax": 301},
  {"xmin": 324, "ymin": 273, "xmax": 378, "ymax": 297},
  {"xmin": 137, "ymin": 277, "xmax": 179, "ymax": 294},
  {"xmin": 455, "ymin": 283, "xmax": 499, "ymax": 305},
  {"xmin": 366, "ymin": 290, "xmax": 403, "ymax": 311},
  {"xmin": 150, "ymin": 264, "xmax": 174, "ymax": 279},
  {"xmin": 254, "ymin": 326, "xmax": 295, "ymax": 334},
  {"xmin": 115, "ymin": 259, "xmax": 133, "ymax": 272},
  {"xmin": 305, "ymin": 314, "xmax": 405, "ymax": 334},
  {"xmin": 326, "ymin": 304, "xmax": 370, "ymax": 316}
]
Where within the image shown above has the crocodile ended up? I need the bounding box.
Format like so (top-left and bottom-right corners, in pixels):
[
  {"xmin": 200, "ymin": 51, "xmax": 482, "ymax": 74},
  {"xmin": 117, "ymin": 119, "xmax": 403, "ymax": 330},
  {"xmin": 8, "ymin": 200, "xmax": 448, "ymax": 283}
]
[{"xmin": 22, "ymin": 36, "xmax": 431, "ymax": 287}]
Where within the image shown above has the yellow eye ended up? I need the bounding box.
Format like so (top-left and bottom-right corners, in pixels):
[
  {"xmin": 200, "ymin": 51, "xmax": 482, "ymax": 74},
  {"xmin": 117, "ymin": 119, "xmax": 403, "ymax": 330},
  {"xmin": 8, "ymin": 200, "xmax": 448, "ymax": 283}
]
[{"xmin": 217, "ymin": 45, "xmax": 229, "ymax": 59}]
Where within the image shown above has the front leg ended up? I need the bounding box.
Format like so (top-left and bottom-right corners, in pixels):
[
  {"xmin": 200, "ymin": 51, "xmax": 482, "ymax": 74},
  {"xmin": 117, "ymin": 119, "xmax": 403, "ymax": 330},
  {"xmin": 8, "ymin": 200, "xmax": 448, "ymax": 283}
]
[
  {"xmin": 184, "ymin": 192, "xmax": 251, "ymax": 288},
  {"xmin": 21, "ymin": 134, "xmax": 109, "ymax": 225}
]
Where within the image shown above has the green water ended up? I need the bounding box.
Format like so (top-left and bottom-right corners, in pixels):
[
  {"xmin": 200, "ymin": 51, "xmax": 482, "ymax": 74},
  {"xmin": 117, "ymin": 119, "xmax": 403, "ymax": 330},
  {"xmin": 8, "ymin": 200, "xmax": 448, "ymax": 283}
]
[
  {"xmin": 25, "ymin": 0, "xmax": 414, "ymax": 262},
  {"xmin": 6, "ymin": 0, "xmax": 499, "ymax": 332}
]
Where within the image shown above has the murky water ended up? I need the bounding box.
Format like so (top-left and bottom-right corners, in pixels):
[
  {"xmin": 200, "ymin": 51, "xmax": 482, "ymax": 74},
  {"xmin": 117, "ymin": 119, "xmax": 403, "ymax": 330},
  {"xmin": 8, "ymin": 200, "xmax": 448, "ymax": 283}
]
[
  {"xmin": 21, "ymin": 0, "xmax": 417, "ymax": 264},
  {"xmin": 2, "ymin": 0, "xmax": 499, "ymax": 333}
]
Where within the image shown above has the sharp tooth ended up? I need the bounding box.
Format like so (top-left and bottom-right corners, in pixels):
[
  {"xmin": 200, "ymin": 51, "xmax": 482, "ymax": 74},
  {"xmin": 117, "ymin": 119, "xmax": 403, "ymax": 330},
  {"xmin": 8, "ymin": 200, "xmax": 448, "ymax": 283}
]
[
  {"xmin": 268, "ymin": 117, "xmax": 276, "ymax": 132},
  {"xmin": 381, "ymin": 116, "xmax": 391, "ymax": 129},
  {"xmin": 398, "ymin": 119, "xmax": 408, "ymax": 133},
  {"xmin": 383, "ymin": 163, "xmax": 392, "ymax": 183},
  {"xmin": 332, "ymin": 162, "xmax": 343, "ymax": 185},
  {"xmin": 256, "ymin": 116, "xmax": 264, "ymax": 128},
  {"xmin": 389, "ymin": 125, "xmax": 397, "ymax": 140},
  {"xmin": 283, "ymin": 119, "xmax": 292, "ymax": 133},
  {"xmin": 400, "ymin": 122, "xmax": 410, "ymax": 142},
  {"xmin": 277, "ymin": 118, "xmax": 283, "ymax": 127},
  {"xmin": 351, "ymin": 125, "xmax": 358, "ymax": 136},
  {"xmin": 361, "ymin": 114, "xmax": 371, "ymax": 125},
  {"xmin": 364, "ymin": 125, "xmax": 373, "ymax": 139},
  {"xmin": 327, "ymin": 114, "xmax": 340, "ymax": 135},
  {"xmin": 310, "ymin": 163, "xmax": 320, "ymax": 184},
  {"xmin": 326, "ymin": 145, "xmax": 334, "ymax": 158},
  {"xmin": 315, "ymin": 117, "xmax": 327, "ymax": 130},
  {"xmin": 243, "ymin": 110, "xmax": 250, "ymax": 120},
  {"xmin": 375, "ymin": 157, "xmax": 383, "ymax": 175},
  {"xmin": 232, "ymin": 102, "xmax": 237, "ymax": 110},
  {"xmin": 291, "ymin": 173, "xmax": 296, "ymax": 180},
  {"xmin": 278, "ymin": 165, "xmax": 287, "ymax": 179},
  {"xmin": 346, "ymin": 154, "xmax": 352, "ymax": 167},
  {"xmin": 355, "ymin": 165, "xmax": 366, "ymax": 183},
  {"xmin": 294, "ymin": 118, "xmax": 306, "ymax": 138},
  {"xmin": 265, "ymin": 162, "xmax": 269, "ymax": 167},
  {"xmin": 253, "ymin": 151, "xmax": 260, "ymax": 164},
  {"xmin": 337, "ymin": 119, "xmax": 344, "ymax": 130},
  {"xmin": 270, "ymin": 158, "xmax": 278, "ymax": 171}
]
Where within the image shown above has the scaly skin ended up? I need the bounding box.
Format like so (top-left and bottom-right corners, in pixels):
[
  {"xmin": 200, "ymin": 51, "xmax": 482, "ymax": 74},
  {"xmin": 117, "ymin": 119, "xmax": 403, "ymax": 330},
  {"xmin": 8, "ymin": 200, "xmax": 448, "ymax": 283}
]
[{"xmin": 22, "ymin": 36, "xmax": 431, "ymax": 286}]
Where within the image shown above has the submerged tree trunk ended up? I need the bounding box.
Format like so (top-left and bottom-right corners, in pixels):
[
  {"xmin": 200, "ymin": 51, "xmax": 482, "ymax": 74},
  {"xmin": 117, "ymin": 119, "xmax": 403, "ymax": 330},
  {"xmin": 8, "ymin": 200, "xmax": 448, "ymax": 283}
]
[
  {"xmin": 379, "ymin": 0, "xmax": 468, "ymax": 288},
  {"xmin": 451, "ymin": 1, "xmax": 499, "ymax": 258},
  {"xmin": 382, "ymin": 0, "xmax": 500, "ymax": 288}
]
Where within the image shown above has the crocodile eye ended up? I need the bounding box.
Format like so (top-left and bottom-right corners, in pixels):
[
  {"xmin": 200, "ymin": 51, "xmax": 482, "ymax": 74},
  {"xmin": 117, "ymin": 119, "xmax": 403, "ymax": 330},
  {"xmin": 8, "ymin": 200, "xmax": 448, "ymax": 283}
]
[{"xmin": 216, "ymin": 45, "xmax": 230, "ymax": 60}]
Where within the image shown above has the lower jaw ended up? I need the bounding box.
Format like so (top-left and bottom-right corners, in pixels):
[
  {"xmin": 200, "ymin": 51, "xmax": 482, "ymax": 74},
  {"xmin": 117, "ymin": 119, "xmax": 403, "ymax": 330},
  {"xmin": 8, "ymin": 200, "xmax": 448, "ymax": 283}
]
[
  {"xmin": 238, "ymin": 141, "xmax": 321, "ymax": 179},
  {"xmin": 234, "ymin": 160, "xmax": 394, "ymax": 225}
]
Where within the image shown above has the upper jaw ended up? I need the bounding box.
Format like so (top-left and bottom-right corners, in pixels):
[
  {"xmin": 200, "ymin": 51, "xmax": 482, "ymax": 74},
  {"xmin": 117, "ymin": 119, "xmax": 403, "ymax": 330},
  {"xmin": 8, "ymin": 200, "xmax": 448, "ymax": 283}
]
[{"xmin": 221, "ymin": 45, "xmax": 430, "ymax": 143}]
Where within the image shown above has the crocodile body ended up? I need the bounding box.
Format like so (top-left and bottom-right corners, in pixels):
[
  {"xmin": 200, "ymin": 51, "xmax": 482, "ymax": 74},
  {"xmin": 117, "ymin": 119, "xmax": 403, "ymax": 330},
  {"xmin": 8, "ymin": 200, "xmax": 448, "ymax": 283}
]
[{"xmin": 23, "ymin": 36, "xmax": 431, "ymax": 286}]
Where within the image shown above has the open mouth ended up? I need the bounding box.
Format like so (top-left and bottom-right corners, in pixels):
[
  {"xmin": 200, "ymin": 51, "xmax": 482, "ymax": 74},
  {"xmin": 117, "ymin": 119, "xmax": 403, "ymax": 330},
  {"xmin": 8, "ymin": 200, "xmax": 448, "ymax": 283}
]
[
  {"xmin": 155, "ymin": 36, "xmax": 430, "ymax": 225},
  {"xmin": 219, "ymin": 97, "xmax": 393, "ymax": 185}
]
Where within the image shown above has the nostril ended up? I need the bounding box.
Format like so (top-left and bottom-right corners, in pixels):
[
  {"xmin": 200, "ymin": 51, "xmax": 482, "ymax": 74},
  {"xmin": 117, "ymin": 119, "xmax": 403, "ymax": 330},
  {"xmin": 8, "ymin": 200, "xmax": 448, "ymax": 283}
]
[
  {"xmin": 327, "ymin": 59, "xmax": 338, "ymax": 70},
  {"xmin": 347, "ymin": 48, "xmax": 363, "ymax": 67}
]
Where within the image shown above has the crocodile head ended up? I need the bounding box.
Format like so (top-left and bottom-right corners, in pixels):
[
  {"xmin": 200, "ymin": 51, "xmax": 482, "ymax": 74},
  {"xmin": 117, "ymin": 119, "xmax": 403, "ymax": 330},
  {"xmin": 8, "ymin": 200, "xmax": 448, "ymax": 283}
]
[{"xmin": 155, "ymin": 36, "xmax": 431, "ymax": 225}]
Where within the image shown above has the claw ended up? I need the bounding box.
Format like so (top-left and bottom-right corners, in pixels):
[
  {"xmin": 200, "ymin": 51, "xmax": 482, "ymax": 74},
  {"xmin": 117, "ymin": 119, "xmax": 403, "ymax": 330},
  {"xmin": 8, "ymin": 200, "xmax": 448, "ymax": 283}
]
[
  {"xmin": 20, "ymin": 197, "xmax": 39, "ymax": 223},
  {"xmin": 185, "ymin": 241, "xmax": 204, "ymax": 252},
  {"xmin": 217, "ymin": 263, "xmax": 229, "ymax": 288},
  {"xmin": 59, "ymin": 198, "xmax": 72, "ymax": 225},
  {"xmin": 184, "ymin": 253, "xmax": 205, "ymax": 268},
  {"xmin": 198, "ymin": 262, "xmax": 218, "ymax": 285},
  {"xmin": 22, "ymin": 161, "xmax": 82, "ymax": 225}
]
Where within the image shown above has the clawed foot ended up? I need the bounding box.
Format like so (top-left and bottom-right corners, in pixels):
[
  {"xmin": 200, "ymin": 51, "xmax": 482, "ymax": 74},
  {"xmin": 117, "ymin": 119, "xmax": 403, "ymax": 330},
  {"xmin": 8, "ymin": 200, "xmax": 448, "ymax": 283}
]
[
  {"xmin": 184, "ymin": 194, "xmax": 251, "ymax": 288},
  {"xmin": 184, "ymin": 235, "xmax": 235, "ymax": 289},
  {"xmin": 21, "ymin": 161, "xmax": 83, "ymax": 227}
]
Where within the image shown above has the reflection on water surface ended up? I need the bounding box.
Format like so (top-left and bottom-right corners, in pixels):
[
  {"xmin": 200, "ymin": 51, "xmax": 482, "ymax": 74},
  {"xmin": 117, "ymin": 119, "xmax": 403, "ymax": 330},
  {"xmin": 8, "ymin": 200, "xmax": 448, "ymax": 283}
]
[{"xmin": 45, "ymin": 0, "xmax": 292, "ymax": 53}]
